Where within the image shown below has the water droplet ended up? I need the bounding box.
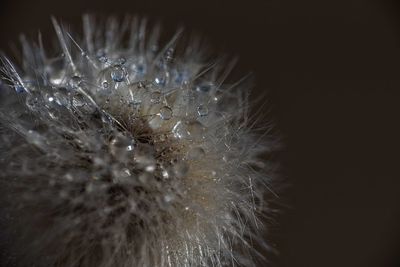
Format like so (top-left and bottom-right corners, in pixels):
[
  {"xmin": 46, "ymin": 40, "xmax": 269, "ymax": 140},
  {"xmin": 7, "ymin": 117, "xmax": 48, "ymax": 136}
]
[
  {"xmin": 131, "ymin": 63, "xmax": 146, "ymax": 76},
  {"xmin": 109, "ymin": 134, "xmax": 135, "ymax": 162},
  {"xmin": 98, "ymin": 56, "xmax": 108, "ymax": 63},
  {"xmin": 53, "ymin": 88, "xmax": 70, "ymax": 107},
  {"xmin": 26, "ymin": 130, "xmax": 46, "ymax": 148},
  {"xmin": 134, "ymin": 144, "xmax": 156, "ymax": 171},
  {"xmin": 165, "ymin": 48, "xmax": 174, "ymax": 62},
  {"xmin": 139, "ymin": 172, "xmax": 152, "ymax": 184},
  {"xmin": 162, "ymin": 168, "xmax": 170, "ymax": 179},
  {"xmin": 164, "ymin": 194, "xmax": 175, "ymax": 203},
  {"xmin": 71, "ymin": 93, "xmax": 86, "ymax": 107},
  {"xmin": 111, "ymin": 65, "xmax": 125, "ymax": 82},
  {"xmin": 173, "ymin": 161, "xmax": 189, "ymax": 178},
  {"xmin": 150, "ymin": 91, "xmax": 162, "ymax": 104},
  {"xmin": 197, "ymin": 104, "xmax": 208, "ymax": 117},
  {"xmin": 26, "ymin": 92, "xmax": 43, "ymax": 110},
  {"xmin": 117, "ymin": 57, "xmax": 126, "ymax": 65},
  {"xmin": 69, "ymin": 76, "xmax": 82, "ymax": 89},
  {"xmin": 154, "ymin": 76, "xmax": 167, "ymax": 87},
  {"xmin": 97, "ymin": 50, "xmax": 108, "ymax": 63},
  {"xmin": 195, "ymin": 83, "xmax": 213, "ymax": 93},
  {"xmin": 159, "ymin": 106, "xmax": 172, "ymax": 120},
  {"xmin": 172, "ymin": 121, "xmax": 188, "ymax": 139},
  {"xmin": 187, "ymin": 121, "xmax": 206, "ymax": 140},
  {"xmin": 188, "ymin": 147, "xmax": 205, "ymax": 160},
  {"xmin": 15, "ymin": 85, "xmax": 25, "ymax": 93},
  {"xmin": 102, "ymin": 81, "xmax": 109, "ymax": 89},
  {"xmin": 174, "ymin": 69, "xmax": 189, "ymax": 85}
]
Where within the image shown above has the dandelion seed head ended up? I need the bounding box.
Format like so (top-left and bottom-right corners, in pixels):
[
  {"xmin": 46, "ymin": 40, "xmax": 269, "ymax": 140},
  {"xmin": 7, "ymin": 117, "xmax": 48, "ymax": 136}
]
[{"xmin": 0, "ymin": 15, "xmax": 278, "ymax": 267}]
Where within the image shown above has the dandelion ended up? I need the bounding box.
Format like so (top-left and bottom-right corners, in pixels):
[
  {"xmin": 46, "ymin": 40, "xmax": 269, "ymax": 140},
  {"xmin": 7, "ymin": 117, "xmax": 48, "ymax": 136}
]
[{"xmin": 0, "ymin": 15, "xmax": 278, "ymax": 267}]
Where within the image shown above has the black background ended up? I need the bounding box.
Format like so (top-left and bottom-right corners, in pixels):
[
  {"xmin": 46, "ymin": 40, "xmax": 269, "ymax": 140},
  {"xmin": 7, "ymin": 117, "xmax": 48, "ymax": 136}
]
[{"xmin": 1, "ymin": 0, "xmax": 400, "ymax": 266}]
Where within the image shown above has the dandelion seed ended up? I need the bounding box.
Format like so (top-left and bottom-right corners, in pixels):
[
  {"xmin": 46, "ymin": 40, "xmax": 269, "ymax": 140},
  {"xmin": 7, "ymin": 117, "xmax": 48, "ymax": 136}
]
[{"xmin": 0, "ymin": 15, "xmax": 278, "ymax": 267}]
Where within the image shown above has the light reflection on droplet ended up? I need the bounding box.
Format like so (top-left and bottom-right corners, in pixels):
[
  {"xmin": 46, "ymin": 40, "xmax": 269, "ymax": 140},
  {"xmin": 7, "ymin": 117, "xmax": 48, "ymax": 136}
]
[
  {"xmin": 188, "ymin": 147, "xmax": 205, "ymax": 160},
  {"xmin": 159, "ymin": 106, "xmax": 172, "ymax": 120},
  {"xmin": 69, "ymin": 76, "xmax": 82, "ymax": 89},
  {"xmin": 111, "ymin": 65, "xmax": 125, "ymax": 82},
  {"xmin": 197, "ymin": 104, "xmax": 208, "ymax": 117}
]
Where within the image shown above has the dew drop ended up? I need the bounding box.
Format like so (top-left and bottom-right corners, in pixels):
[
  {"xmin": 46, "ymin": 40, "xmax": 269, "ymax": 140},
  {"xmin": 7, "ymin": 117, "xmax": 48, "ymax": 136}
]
[
  {"xmin": 26, "ymin": 130, "xmax": 46, "ymax": 148},
  {"xmin": 134, "ymin": 144, "xmax": 156, "ymax": 171},
  {"xmin": 187, "ymin": 121, "xmax": 206, "ymax": 140},
  {"xmin": 188, "ymin": 147, "xmax": 205, "ymax": 160},
  {"xmin": 159, "ymin": 106, "xmax": 173, "ymax": 120},
  {"xmin": 197, "ymin": 104, "xmax": 208, "ymax": 117},
  {"xmin": 173, "ymin": 161, "xmax": 189, "ymax": 178},
  {"xmin": 117, "ymin": 57, "xmax": 126, "ymax": 65},
  {"xmin": 53, "ymin": 88, "xmax": 70, "ymax": 107},
  {"xmin": 102, "ymin": 81, "xmax": 109, "ymax": 89},
  {"xmin": 150, "ymin": 91, "xmax": 162, "ymax": 104},
  {"xmin": 172, "ymin": 121, "xmax": 188, "ymax": 139},
  {"xmin": 15, "ymin": 85, "xmax": 25, "ymax": 93},
  {"xmin": 109, "ymin": 134, "xmax": 135, "ymax": 162},
  {"xmin": 26, "ymin": 93, "xmax": 43, "ymax": 110},
  {"xmin": 111, "ymin": 65, "xmax": 125, "ymax": 82},
  {"xmin": 195, "ymin": 83, "xmax": 213, "ymax": 93},
  {"xmin": 69, "ymin": 76, "xmax": 82, "ymax": 89},
  {"xmin": 97, "ymin": 50, "xmax": 108, "ymax": 63},
  {"xmin": 131, "ymin": 63, "xmax": 146, "ymax": 76},
  {"xmin": 154, "ymin": 76, "xmax": 166, "ymax": 87},
  {"xmin": 139, "ymin": 172, "xmax": 152, "ymax": 184},
  {"xmin": 164, "ymin": 194, "xmax": 175, "ymax": 203}
]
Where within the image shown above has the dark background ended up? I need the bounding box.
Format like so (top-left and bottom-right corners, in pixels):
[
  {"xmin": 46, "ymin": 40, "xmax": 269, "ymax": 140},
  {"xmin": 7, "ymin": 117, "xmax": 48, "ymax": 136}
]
[{"xmin": 1, "ymin": 0, "xmax": 400, "ymax": 266}]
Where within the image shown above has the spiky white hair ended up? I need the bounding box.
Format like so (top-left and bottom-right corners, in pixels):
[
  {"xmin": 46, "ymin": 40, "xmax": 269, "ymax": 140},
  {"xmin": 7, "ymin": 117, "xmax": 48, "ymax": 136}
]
[{"xmin": 0, "ymin": 15, "xmax": 277, "ymax": 267}]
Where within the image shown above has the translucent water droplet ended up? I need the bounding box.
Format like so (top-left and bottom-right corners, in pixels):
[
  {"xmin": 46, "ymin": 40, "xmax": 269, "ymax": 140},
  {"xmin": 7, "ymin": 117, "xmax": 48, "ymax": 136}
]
[
  {"xmin": 131, "ymin": 63, "xmax": 146, "ymax": 76},
  {"xmin": 187, "ymin": 121, "xmax": 205, "ymax": 140},
  {"xmin": 154, "ymin": 76, "xmax": 166, "ymax": 87},
  {"xmin": 164, "ymin": 194, "xmax": 175, "ymax": 203},
  {"xmin": 53, "ymin": 88, "xmax": 71, "ymax": 107},
  {"xmin": 109, "ymin": 134, "xmax": 135, "ymax": 162},
  {"xmin": 69, "ymin": 76, "xmax": 82, "ymax": 89},
  {"xmin": 26, "ymin": 130, "xmax": 46, "ymax": 148},
  {"xmin": 117, "ymin": 57, "xmax": 126, "ymax": 65},
  {"xmin": 172, "ymin": 121, "xmax": 188, "ymax": 139},
  {"xmin": 165, "ymin": 48, "xmax": 174, "ymax": 62},
  {"xmin": 195, "ymin": 83, "xmax": 213, "ymax": 93},
  {"xmin": 173, "ymin": 69, "xmax": 189, "ymax": 85},
  {"xmin": 162, "ymin": 168, "xmax": 170, "ymax": 179},
  {"xmin": 71, "ymin": 93, "xmax": 86, "ymax": 107},
  {"xmin": 111, "ymin": 65, "xmax": 125, "ymax": 82},
  {"xmin": 188, "ymin": 147, "xmax": 205, "ymax": 160},
  {"xmin": 97, "ymin": 50, "xmax": 108, "ymax": 63},
  {"xmin": 150, "ymin": 91, "xmax": 162, "ymax": 104},
  {"xmin": 15, "ymin": 85, "xmax": 25, "ymax": 93},
  {"xmin": 134, "ymin": 144, "xmax": 156, "ymax": 171},
  {"xmin": 102, "ymin": 81, "xmax": 109, "ymax": 89},
  {"xmin": 139, "ymin": 172, "xmax": 152, "ymax": 184},
  {"xmin": 26, "ymin": 92, "xmax": 44, "ymax": 111},
  {"xmin": 173, "ymin": 161, "xmax": 189, "ymax": 178},
  {"xmin": 197, "ymin": 104, "xmax": 208, "ymax": 117},
  {"xmin": 159, "ymin": 106, "xmax": 172, "ymax": 120}
]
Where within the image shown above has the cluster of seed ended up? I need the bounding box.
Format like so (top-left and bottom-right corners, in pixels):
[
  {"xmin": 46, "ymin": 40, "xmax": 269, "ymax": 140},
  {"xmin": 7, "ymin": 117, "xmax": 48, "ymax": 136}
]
[{"xmin": 0, "ymin": 16, "xmax": 276, "ymax": 267}]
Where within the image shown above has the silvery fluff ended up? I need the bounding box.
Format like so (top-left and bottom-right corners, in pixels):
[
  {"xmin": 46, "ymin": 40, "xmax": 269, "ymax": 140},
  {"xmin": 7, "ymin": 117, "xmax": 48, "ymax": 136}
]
[{"xmin": 0, "ymin": 15, "xmax": 279, "ymax": 267}]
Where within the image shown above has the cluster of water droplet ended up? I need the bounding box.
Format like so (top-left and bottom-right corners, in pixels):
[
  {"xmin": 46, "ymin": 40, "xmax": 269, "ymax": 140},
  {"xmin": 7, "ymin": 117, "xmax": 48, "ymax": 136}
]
[{"xmin": 0, "ymin": 16, "xmax": 275, "ymax": 267}]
